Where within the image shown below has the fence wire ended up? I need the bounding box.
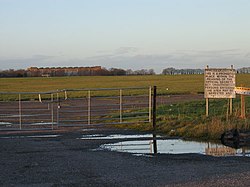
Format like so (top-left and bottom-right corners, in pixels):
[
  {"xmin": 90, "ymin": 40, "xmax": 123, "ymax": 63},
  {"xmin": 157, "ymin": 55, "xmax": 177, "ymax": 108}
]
[{"xmin": 0, "ymin": 87, "xmax": 152, "ymax": 131}]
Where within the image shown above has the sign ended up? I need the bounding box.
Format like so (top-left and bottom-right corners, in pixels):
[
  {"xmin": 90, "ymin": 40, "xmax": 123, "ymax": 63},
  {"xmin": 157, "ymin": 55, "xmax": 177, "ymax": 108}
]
[
  {"xmin": 204, "ymin": 68, "xmax": 236, "ymax": 98},
  {"xmin": 235, "ymin": 87, "xmax": 250, "ymax": 95}
]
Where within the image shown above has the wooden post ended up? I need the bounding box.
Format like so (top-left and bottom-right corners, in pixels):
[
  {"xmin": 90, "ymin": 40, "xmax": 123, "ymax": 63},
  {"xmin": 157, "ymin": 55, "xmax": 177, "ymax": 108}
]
[
  {"xmin": 205, "ymin": 65, "xmax": 209, "ymax": 117},
  {"xmin": 206, "ymin": 98, "xmax": 209, "ymax": 117},
  {"xmin": 229, "ymin": 98, "xmax": 233, "ymax": 116},
  {"xmin": 241, "ymin": 94, "xmax": 246, "ymax": 119}
]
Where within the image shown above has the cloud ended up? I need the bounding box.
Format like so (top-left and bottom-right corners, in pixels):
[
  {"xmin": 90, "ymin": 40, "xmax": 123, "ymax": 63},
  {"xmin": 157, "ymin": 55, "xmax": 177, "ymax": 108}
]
[
  {"xmin": 83, "ymin": 48, "xmax": 250, "ymax": 72},
  {"xmin": 245, "ymin": 52, "xmax": 250, "ymax": 58},
  {"xmin": 114, "ymin": 47, "xmax": 138, "ymax": 55},
  {"xmin": 0, "ymin": 49, "xmax": 249, "ymax": 73},
  {"xmin": 0, "ymin": 55, "xmax": 56, "ymax": 69}
]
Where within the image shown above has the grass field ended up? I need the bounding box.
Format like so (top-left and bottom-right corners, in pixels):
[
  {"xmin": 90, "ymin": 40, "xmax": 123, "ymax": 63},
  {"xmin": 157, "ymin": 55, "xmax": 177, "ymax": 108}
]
[
  {"xmin": 1, "ymin": 74, "xmax": 250, "ymax": 94},
  {"xmin": 1, "ymin": 74, "xmax": 250, "ymax": 140}
]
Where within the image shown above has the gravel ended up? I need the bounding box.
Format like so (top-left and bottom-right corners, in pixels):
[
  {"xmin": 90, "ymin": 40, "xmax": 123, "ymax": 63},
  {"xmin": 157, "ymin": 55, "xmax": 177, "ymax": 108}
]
[{"xmin": 1, "ymin": 127, "xmax": 250, "ymax": 187}]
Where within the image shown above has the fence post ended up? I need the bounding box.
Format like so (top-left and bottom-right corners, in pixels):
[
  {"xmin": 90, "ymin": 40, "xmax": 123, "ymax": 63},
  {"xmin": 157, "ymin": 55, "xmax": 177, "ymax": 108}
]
[
  {"xmin": 19, "ymin": 94, "xmax": 22, "ymax": 130},
  {"xmin": 88, "ymin": 90, "xmax": 91, "ymax": 125},
  {"xmin": 229, "ymin": 98, "xmax": 233, "ymax": 116},
  {"xmin": 51, "ymin": 93, "xmax": 54, "ymax": 130},
  {"xmin": 57, "ymin": 91, "xmax": 60, "ymax": 127},
  {"xmin": 152, "ymin": 86, "xmax": 157, "ymax": 154},
  {"xmin": 206, "ymin": 98, "xmax": 209, "ymax": 117},
  {"xmin": 153, "ymin": 86, "xmax": 157, "ymax": 131},
  {"xmin": 120, "ymin": 89, "xmax": 122, "ymax": 123},
  {"xmin": 241, "ymin": 94, "xmax": 246, "ymax": 119},
  {"xmin": 149, "ymin": 86, "xmax": 152, "ymax": 122}
]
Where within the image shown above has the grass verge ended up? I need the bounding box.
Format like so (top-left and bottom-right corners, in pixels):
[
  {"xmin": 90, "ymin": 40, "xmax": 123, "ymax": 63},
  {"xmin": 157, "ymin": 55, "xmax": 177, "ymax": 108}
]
[{"xmin": 114, "ymin": 96, "xmax": 250, "ymax": 141}]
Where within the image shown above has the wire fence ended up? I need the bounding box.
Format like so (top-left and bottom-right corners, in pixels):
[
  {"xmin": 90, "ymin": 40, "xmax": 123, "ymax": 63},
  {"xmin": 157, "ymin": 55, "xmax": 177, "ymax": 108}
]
[
  {"xmin": 0, "ymin": 87, "xmax": 152, "ymax": 131},
  {"xmin": 157, "ymin": 96, "xmax": 250, "ymax": 116}
]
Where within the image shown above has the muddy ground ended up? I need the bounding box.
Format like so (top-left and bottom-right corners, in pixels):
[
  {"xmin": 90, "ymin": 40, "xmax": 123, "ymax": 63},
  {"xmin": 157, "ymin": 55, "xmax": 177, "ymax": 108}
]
[{"xmin": 1, "ymin": 126, "xmax": 250, "ymax": 187}]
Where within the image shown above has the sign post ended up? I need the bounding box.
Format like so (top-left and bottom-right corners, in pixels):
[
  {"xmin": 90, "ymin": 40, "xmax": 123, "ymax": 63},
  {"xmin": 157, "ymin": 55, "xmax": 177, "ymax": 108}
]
[
  {"xmin": 235, "ymin": 87, "xmax": 250, "ymax": 119},
  {"xmin": 204, "ymin": 66, "xmax": 236, "ymax": 117}
]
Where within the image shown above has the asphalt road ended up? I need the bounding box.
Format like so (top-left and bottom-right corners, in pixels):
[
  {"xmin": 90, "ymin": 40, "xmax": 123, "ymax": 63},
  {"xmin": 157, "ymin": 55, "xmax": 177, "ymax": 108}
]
[{"xmin": 1, "ymin": 126, "xmax": 250, "ymax": 187}]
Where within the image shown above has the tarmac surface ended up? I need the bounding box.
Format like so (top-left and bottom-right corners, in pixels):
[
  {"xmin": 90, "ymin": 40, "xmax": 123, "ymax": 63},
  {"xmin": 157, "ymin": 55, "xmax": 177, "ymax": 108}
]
[{"xmin": 1, "ymin": 126, "xmax": 250, "ymax": 187}]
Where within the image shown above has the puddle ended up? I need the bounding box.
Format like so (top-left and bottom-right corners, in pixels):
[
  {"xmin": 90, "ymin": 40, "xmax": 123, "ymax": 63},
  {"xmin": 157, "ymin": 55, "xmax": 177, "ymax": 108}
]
[
  {"xmin": 81, "ymin": 128, "xmax": 98, "ymax": 132},
  {"xmin": 33, "ymin": 122, "xmax": 56, "ymax": 125},
  {"xmin": 0, "ymin": 135, "xmax": 61, "ymax": 139},
  {"xmin": 5, "ymin": 115, "xmax": 37, "ymax": 118},
  {"xmin": 99, "ymin": 138, "xmax": 250, "ymax": 157},
  {"xmin": 0, "ymin": 122, "xmax": 12, "ymax": 125},
  {"xmin": 80, "ymin": 134, "xmax": 160, "ymax": 140}
]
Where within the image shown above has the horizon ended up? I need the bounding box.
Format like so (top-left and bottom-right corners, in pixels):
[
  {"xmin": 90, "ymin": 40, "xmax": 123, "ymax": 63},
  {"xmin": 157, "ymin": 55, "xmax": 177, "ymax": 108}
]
[
  {"xmin": 1, "ymin": 65, "xmax": 249, "ymax": 72},
  {"xmin": 1, "ymin": 0, "xmax": 250, "ymax": 73}
]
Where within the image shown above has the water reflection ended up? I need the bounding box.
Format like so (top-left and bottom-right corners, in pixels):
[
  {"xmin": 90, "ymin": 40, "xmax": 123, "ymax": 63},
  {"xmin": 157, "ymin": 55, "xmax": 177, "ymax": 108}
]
[
  {"xmin": 100, "ymin": 136, "xmax": 250, "ymax": 157},
  {"xmin": 205, "ymin": 142, "xmax": 236, "ymax": 156},
  {"xmin": 152, "ymin": 133, "xmax": 157, "ymax": 154}
]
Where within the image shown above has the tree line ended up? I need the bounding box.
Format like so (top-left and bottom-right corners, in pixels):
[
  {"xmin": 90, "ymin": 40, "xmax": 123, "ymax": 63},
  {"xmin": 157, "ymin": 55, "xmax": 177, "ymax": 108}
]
[
  {"xmin": 0, "ymin": 66, "xmax": 156, "ymax": 77},
  {"xmin": 1, "ymin": 66, "xmax": 250, "ymax": 77},
  {"xmin": 161, "ymin": 67, "xmax": 250, "ymax": 75}
]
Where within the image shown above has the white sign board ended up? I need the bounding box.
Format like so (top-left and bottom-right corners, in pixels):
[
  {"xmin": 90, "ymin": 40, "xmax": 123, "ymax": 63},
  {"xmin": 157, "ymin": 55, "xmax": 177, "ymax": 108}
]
[
  {"xmin": 204, "ymin": 68, "xmax": 236, "ymax": 98},
  {"xmin": 235, "ymin": 87, "xmax": 250, "ymax": 95}
]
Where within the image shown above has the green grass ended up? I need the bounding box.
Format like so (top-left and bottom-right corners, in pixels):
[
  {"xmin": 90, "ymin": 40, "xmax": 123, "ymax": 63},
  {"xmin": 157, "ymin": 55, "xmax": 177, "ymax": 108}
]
[
  {"xmin": 1, "ymin": 74, "xmax": 250, "ymax": 93},
  {"xmin": 1, "ymin": 74, "xmax": 250, "ymax": 140},
  {"xmin": 116, "ymin": 96, "xmax": 250, "ymax": 140}
]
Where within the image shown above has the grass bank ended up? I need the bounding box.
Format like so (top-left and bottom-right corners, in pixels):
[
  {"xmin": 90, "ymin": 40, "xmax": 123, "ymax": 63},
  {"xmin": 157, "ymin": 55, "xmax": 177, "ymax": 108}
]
[{"xmin": 115, "ymin": 96, "xmax": 250, "ymax": 141}]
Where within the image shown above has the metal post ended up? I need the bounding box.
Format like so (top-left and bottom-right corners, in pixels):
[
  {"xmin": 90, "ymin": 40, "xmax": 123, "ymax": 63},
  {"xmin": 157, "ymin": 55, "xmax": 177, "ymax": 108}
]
[
  {"xmin": 241, "ymin": 94, "xmax": 246, "ymax": 119},
  {"xmin": 119, "ymin": 89, "xmax": 122, "ymax": 123},
  {"xmin": 51, "ymin": 93, "xmax": 54, "ymax": 130},
  {"xmin": 19, "ymin": 94, "xmax": 22, "ymax": 130},
  {"xmin": 149, "ymin": 86, "xmax": 152, "ymax": 122},
  {"xmin": 206, "ymin": 98, "xmax": 209, "ymax": 117},
  {"xmin": 88, "ymin": 90, "xmax": 91, "ymax": 125},
  {"xmin": 57, "ymin": 92, "xmax": 60, "ymax": 127},
  {"xmin": 152, "ymin": 86, "xmax": 158, "ymax": 154},
  {"xmin": 153, "ymin": 86, "xmax": 157, "ymax": 131}
]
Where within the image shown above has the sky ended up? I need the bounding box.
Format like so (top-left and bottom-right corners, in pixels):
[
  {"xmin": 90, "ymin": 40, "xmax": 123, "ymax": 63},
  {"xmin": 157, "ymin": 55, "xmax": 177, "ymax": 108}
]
[{"xmin": 0, "ymin": 0, "xmax": 250, "ymax": 73}]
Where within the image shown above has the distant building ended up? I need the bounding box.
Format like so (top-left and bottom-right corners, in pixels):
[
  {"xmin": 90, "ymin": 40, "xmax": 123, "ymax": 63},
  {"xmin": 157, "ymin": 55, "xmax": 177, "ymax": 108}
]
[{"xmin": 27, "ymin": 66, "xmax": 103, "ymax": 77}]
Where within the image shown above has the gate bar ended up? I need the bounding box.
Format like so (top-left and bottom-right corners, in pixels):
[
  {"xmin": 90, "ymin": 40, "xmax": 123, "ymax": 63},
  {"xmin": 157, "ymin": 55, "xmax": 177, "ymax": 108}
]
[
  {"xmin": 19, "ymin": 94, "xmax": 22, "ymax": 130},
  {"xmin": 51, "ymin": 93, "xmax": 54, "ymax": 130},
  {"xmin": 88, "ymin": 90, "xmax": 91, "ymax": 125},
  {"xmin": 149, "ymin": 86, "xmax": 152, "ymax": 122},
  {"xmin": 120, "ymin": 89, "xmax": 122, "ymax": 123}
]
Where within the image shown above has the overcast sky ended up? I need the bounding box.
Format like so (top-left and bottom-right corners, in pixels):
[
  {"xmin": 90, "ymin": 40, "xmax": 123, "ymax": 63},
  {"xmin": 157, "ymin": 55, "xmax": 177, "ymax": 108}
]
[{"xmin": 0, "ymin": 0, "xmax": 250, "ymax": 73}]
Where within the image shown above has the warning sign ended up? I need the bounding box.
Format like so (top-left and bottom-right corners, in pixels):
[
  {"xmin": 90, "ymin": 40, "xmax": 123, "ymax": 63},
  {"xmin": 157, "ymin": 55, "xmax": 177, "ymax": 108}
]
[
  {"xmin": 204, "ymin": 68, "xmax": 236, "ymax": 98},
  {"xmin": 235, "ymin": 87, "xmax": 250, "ymax": 95}
]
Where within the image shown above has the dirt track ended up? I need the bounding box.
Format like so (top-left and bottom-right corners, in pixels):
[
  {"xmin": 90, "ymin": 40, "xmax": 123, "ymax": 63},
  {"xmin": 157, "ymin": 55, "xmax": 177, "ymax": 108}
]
[
  {"xmin": 1, "ymin": 126, "xmax": 250, "ymax": 187},
  {"xmin": 0, "ymin": 94, "xmax": 204, "ymax": 131}
]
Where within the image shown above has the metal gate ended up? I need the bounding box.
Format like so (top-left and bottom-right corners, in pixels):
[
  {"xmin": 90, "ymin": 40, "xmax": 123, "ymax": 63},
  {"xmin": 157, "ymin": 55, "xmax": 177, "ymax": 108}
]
[{"xmin": 0, "ymin": 87, "xmax": 152, "ymax": 131}]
